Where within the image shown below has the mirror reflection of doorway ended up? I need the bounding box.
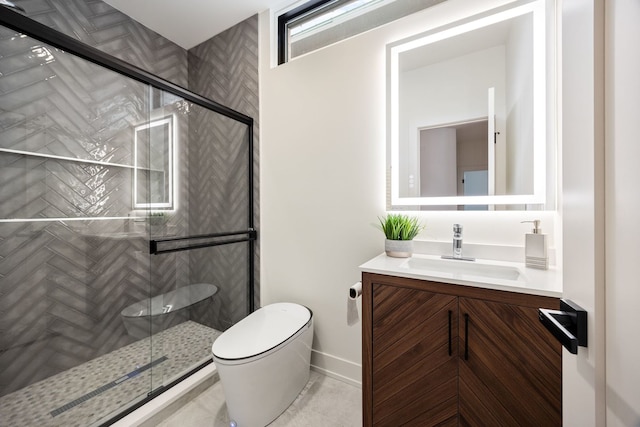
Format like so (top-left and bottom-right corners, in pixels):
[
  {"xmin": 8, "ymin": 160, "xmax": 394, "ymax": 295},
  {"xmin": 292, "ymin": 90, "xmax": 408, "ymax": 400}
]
[
  {"xmin": 418, "ymin": 119, "xmax": 489, "ymax": 197},
  {"xmin": 462, "ymin": 170, "xmax": 488, "ymax": 210}
]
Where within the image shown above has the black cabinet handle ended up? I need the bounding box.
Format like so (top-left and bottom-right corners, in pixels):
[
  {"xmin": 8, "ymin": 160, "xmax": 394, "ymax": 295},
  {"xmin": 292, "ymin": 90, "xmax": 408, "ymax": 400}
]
[
  {"xmin": 448, "ymin": 310, "xmax": 452, "ymax": 356},
  {"xmin": 464, "ymin": 313, "xmax": 469, "ymax": 360}
]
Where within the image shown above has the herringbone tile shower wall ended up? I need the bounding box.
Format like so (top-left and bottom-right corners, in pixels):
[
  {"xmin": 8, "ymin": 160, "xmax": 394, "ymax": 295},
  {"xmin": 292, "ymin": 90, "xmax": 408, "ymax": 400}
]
[
  {"xmin": 12, "ymin": 0, "xmax": 189, "ymax": 86},
  {"xmin": 0, "ymin": 1, "xmax": 259, "ymax": 398},
  {"xmin": 188, "ymin": 15, "xmax": 260, "ymax": 317}
]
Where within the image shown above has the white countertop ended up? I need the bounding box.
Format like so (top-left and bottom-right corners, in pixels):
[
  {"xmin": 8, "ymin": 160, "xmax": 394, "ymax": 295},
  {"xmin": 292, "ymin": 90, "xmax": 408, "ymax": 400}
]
[{"xmin": 359, "ymin": 253, "xmax": 562, "ymax": 298}]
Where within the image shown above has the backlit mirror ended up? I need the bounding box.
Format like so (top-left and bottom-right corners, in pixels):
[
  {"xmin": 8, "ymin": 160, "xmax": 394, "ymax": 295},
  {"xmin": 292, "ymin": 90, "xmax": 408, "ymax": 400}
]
[
  {"xmin": 134, "ymin": 115, "xmax": 175, "ymax": 210},
  {"xmin": 388, "ymin": 1, "xmax": 549, "ymax": 209}
]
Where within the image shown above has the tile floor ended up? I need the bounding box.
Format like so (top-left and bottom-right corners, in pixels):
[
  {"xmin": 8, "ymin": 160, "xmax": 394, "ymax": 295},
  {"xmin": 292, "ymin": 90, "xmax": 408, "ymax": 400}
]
[{"xmin": 158, "ymin": 371, "xmax": 362, "ymax": 427}]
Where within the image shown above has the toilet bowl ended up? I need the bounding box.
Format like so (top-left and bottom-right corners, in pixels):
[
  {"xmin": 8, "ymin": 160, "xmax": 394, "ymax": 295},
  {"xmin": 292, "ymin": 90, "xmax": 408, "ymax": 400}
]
[{"xmin": 211, "ymin": 302, "xmax": 313, "ymax": 427}]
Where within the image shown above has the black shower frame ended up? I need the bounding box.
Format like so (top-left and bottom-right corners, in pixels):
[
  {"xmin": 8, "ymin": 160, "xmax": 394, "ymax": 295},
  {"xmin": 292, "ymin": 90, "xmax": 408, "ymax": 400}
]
[{"xmin": 0, "ymin": 7, "xmax": 257, "ymax": 426}]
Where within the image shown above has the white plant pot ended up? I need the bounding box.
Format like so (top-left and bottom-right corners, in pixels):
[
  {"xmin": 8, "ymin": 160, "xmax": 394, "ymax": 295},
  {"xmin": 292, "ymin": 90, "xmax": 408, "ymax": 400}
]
[{"xmin": 385, "ymin": 239, "xmax": 413, "ymax": 258}]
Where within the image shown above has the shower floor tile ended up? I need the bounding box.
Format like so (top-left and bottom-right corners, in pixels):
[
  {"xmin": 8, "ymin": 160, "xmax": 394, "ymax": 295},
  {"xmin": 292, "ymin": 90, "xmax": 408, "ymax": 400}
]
[{"xmin": 0, "ymin": 321, "xmax": 221, "ymax": 427}]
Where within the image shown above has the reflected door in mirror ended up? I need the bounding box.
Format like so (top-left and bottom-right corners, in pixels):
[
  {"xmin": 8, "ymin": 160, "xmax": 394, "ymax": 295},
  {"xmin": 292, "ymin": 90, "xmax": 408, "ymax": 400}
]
[{"xmin": 388, "ymin": 0, "xmax": 549, "ymax": 209}]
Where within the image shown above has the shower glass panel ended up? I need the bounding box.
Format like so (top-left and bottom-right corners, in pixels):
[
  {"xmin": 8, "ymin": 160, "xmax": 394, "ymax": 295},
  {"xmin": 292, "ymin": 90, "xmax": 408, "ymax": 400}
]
[
  {"xmin": 0, "ymin": 24, "xmax": 156, "ymax": 427},
  {"xmin": 0, "ymin": 20, "xmax": 254, "ymax": 427},
  {"xmin": 145, "ymin": 94, "xmax": 252, "ymax": 392}
]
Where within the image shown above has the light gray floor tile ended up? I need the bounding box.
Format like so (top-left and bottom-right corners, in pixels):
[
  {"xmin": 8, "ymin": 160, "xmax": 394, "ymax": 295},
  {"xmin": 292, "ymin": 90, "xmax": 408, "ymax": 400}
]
[{"xmin": 159, "ymin": 371, "xmax": 362, "ymax": 427}]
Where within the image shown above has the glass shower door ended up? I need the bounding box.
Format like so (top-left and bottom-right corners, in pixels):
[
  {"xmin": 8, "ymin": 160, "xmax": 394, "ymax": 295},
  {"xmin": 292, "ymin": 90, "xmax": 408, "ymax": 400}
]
[
  {"xmin": 0, "ymin": 25, "xmax": 156, "ymax": 426},
  {"xmin": 0, "ymin": 7, "xmax": 255, "ymax": 425},
  {"xmin": 146, "ymin": 97, "xmax": 252, "ymax": 391}
]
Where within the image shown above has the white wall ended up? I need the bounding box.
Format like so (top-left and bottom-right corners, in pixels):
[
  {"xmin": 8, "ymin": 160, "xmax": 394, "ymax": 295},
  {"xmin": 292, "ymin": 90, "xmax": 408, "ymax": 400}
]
[
  {"xmin": 505, "ymin": 13, "xmax": 534, "ymax": 196},
  {"xmin": 605, "ymin": 0, "xmax": 640, "ymax": 425},
  {"xmin": 419, "ymin": 127, "xmax": 457, "ymax": 197},
  {"xmin": 259, "ymin": 0, "xmax": 559, "ymax": 384}
]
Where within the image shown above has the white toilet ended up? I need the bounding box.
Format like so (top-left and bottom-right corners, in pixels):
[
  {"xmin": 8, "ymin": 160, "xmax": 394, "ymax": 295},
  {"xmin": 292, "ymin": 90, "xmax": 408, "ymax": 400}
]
[{"xmin": 211, "ymin": 302, "xmax": 313, "ymax": 427}]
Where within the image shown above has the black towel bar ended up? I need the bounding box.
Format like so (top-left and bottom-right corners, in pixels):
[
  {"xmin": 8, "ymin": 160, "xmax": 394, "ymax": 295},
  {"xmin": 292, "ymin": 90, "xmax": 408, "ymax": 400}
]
[
  {"xmin": 539, "ymin": 299, "xmax": 587, "ymax": 354},
  {"xmin": 150, "ymin": 229, "xmax": 257, "ymax": 255}
]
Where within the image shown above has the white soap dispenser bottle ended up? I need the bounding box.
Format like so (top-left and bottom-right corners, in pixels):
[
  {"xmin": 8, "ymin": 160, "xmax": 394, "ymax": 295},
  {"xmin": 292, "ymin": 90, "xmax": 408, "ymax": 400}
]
[{"xmin": 521, "ymin": 220, "xmax": 548, "ymax": 270}]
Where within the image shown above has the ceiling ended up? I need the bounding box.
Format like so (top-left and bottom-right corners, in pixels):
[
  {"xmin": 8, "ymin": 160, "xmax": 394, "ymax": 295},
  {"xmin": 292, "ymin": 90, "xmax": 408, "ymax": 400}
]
[
  {"xmin": 399, "ymin": 18, "xmax": 513, "ymax": 72},
  {"xmin": 103, "ymin": 0, "xmax": 289, "ymax": 50}
]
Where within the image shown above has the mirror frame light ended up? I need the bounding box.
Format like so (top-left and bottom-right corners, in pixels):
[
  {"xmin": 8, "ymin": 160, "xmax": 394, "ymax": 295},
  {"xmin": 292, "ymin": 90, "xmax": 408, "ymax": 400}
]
[
  {"xmin": 133, "ymin": 114, "xmax": 176, "ymax": 210},
  {"xmin": 388, "ymin": 0, "xmax": 546, "ymax": 207}
]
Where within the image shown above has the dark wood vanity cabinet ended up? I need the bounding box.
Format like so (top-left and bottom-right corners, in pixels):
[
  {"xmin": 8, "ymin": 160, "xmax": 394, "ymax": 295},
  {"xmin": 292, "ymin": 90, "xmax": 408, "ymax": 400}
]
[
  {"xmin": 362, "ymin": 272, "xmax": 562, "ymax": 427},
  {"xmin": 370, "ymin": 283, "xmax": 459, "ymax": 425}
]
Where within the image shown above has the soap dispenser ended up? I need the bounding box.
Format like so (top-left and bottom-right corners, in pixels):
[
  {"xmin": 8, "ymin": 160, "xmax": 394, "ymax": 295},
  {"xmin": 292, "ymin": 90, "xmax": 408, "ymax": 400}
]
[{"xmin": 522, "ymin": 220, "xmax": 548, "ymax": 270}]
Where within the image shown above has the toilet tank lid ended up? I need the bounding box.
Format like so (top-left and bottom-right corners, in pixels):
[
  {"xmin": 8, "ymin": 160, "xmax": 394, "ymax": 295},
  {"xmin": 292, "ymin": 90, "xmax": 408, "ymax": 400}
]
[{"xmin": 211, "ymin": 302, "xmax": 312, "ymax": 360}]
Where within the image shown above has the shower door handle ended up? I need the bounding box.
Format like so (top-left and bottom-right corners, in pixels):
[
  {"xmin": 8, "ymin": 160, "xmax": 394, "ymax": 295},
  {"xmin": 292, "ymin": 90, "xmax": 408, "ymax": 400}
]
[{"xmin": 150, "ymin": 229, "xmax": 257, "ymax": 255}]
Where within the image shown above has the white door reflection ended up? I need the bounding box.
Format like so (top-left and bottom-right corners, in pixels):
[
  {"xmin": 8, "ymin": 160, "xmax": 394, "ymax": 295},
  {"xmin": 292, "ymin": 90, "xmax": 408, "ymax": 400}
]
[{"xmin": 463, "ymin": 170, "xmax": 488, "ymax": 211}]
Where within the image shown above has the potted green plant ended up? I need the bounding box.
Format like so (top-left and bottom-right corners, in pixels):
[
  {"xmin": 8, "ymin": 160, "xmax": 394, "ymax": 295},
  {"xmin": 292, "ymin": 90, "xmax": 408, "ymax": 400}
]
[
  {"xmin": 378, "ymin": 213, "xmax": 424, "ymax": 258},
  {"xmin": 148, "ymin": 211, "xmax": 169, "ymax": 226}
]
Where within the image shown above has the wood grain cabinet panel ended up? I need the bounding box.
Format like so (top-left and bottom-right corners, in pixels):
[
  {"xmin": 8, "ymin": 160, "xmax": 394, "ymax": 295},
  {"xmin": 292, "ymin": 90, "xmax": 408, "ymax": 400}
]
[
  {"xmin": 459, "ymin": 297, "xmax": 562, "ymax": 426},
  {"xmin": 362, "ymin": 272, "xmax": 562, "ymax": 427},
  {"xmin": 372, "ymin": 284, "xmax": 458, "ymax": 426}
]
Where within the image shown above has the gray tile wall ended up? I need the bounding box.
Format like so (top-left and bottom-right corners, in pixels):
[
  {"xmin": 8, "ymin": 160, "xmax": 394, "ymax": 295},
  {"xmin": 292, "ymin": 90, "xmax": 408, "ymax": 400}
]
[
  {"xmin": 12, "ymin": 0, "xmax": 188, "ymax": 86},
  {"xmin": 0, "ymin": 1, "xmax": 260, "ymax": 398},
  {"xmin": 188, "ymin": 15, "xmax": 260, "ymax": 314}
]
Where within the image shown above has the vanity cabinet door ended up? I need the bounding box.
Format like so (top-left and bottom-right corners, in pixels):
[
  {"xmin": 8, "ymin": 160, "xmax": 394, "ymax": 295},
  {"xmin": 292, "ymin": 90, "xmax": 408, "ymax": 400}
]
[
  {"xmin": 371, "ymin": 283, "xmax": 459, "ymax": 426},
  {"xmin": 458, "ymin": 297, "xmax": 562, "ymax": 427}
]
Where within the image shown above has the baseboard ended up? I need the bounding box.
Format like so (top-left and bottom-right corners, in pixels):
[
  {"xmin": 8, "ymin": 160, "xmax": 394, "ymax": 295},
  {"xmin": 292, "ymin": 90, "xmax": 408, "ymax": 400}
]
[{"xmin": 310, "ymin": 349, "xmax": 362, "ymax": 388}]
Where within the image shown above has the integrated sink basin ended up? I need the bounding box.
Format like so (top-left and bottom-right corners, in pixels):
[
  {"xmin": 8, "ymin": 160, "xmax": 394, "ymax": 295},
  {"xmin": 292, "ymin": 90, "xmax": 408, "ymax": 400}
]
[
  {"xmin": 401, "ymin": 257, "xmax": 521, "ymax": 281},
  {"xmin": 360, "ymin": 253, "xmax": 561, "ymax": 298}
]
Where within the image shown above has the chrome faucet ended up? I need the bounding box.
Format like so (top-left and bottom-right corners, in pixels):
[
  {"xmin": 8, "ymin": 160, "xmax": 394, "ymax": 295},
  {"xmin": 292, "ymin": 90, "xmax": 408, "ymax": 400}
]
[
  {"xmin": 452, "ymin": 223, "xmax": 463, "ymax": 259},
  {"xmin": 442, "ymin": 224, "xmax": 475, "ymax": 261}
]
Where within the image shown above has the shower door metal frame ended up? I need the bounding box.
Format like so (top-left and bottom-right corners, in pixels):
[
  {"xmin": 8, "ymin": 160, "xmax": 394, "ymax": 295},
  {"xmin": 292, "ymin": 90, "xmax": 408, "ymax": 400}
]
[{"xmin": 0, "ymin": 6, "xmax": 257, "ymax": 426}]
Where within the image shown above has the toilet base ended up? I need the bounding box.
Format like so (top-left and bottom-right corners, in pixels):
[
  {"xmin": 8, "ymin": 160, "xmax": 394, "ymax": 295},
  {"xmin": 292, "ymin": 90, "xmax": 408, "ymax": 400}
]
[{"xmin": 215, "ymin": 320, "xmax": 313, "ymax": 427}]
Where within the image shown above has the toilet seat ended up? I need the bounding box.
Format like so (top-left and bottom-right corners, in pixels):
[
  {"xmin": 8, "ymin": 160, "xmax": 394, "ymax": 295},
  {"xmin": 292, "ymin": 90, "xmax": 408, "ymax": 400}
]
[{"xmin": 212, "ymin": 302, "xmax": 312, "ymax": 364}]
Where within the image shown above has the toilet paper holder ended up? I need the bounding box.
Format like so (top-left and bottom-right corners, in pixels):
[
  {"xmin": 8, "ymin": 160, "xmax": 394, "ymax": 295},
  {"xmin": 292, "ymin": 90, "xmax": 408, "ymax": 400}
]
[
  {"xmin": 538, "ymin": 299, "xmax": 587, "ymax": 354},
  {"xmin": 347, "ymin": 282, "xmax": 362, "ymax": 327},
  {"xmin": 349, "ymin": 286, "xmax": 359, "ymax": 299}
]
